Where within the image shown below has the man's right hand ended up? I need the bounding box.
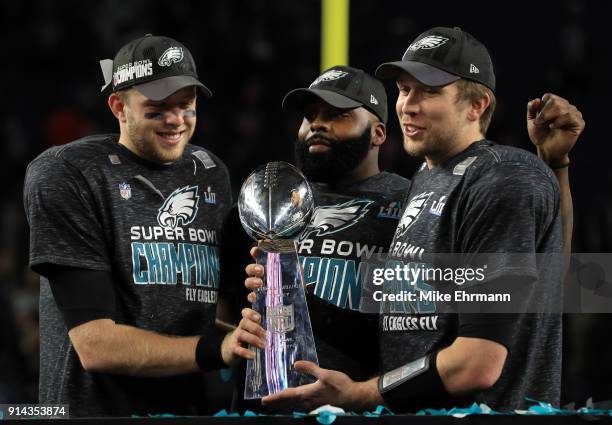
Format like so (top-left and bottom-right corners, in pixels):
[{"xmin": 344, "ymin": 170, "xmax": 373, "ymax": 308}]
[{"xmin": 224, "ymin": 308, "xmax": 266, "ymax": 363}]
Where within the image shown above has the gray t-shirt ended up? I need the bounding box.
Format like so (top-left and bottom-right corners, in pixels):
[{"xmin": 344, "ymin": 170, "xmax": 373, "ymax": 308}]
[
  {"xmin": 381, "ymin": 140, "xmax": 563, "ymax": 411},
  {"xmin": 24, "ymin": 134, "xmax": 232, "ymax": 417},
  {"xmin": 299, "ymin": 172, "xmax": 410, "ymax": 380}
]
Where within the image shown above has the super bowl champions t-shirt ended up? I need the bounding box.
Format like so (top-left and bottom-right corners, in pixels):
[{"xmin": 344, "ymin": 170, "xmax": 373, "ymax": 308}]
[
  {"xmin": 381, "ymin": 140, "xmax": 563, "ymax": 411},
  {"xmin": 298, "ymin": 172, "xmax": 410, "ymax": 380},
  {"xmin": 24, "ymin": 134, "xmax": 232, "ymax": 417}
]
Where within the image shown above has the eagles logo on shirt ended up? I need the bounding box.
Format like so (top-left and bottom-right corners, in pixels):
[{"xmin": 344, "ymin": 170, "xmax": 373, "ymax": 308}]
[
  {"xmin": 299, "ymin": 199, "xmax": 373, "ymax": 241},
  {"xmin": 157, "ymin": 186, "xmax": 200, "ymax": 229},
  {"xmin": 394, "ymin": 192, "xmax": 433, "ymax": 239}
]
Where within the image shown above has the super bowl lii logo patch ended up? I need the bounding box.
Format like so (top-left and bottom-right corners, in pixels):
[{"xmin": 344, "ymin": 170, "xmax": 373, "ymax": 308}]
[{"xmin": 203, "ymin": 186, "xmax": 217, "ymax": 204}]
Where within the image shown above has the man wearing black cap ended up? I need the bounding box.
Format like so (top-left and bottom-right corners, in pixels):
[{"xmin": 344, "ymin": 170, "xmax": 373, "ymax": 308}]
[
  {"xmin": 23, "ymin": 35, "xmax": 252, "ymax": 417},
  {"xmin": 243, "ymin": 27, "xmax": 584, "ymax": 413},
  {"xmin": 369, "ymin": 27, "xmax": 582, "ymax": 412},
  {"xmin": 280, "ymin": 65, "xmax": 410, "ymax": 380}
]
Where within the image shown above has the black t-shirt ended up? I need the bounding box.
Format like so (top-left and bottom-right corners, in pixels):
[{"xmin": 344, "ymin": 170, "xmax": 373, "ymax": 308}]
[
  {"xmin": 297, "ymin": 172, "xmax": 410, "ymax": 380},
  {"xmin": 24, "ymin": 134, "xmax": 232, "ymax": 417},
  {"xmin": 381, "ymin": 140, "xmax": 563, "ymax": 411}
]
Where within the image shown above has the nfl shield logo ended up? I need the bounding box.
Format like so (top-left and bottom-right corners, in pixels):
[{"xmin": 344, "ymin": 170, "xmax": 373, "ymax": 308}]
[
  {"xmin": 267, "ymin": 304, "xmax": 295, "ymax": 333},
  {"xmin": 119, "ymin": 182, "xmax": 131, "ymax": 200}
]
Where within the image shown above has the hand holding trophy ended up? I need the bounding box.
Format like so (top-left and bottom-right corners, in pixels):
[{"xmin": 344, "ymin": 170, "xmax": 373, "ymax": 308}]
[{"xmin": 238, "ymin": 161, "xmax": 319, "ymax": 399}]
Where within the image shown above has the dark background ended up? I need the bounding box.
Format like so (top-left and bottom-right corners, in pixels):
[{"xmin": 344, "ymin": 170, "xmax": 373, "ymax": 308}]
[{"xmin": 1, "ymin": 0, "xmax": 610, "ymax": 408}]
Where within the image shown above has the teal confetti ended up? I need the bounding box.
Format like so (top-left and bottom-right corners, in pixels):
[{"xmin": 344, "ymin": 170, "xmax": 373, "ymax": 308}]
[
  {"xmin": 315, "ymin": 410, "xmax": 338, "ymax": 425},
  {"xmin": 219, "ymin": 368, "xmax": 233, "ymax": 382}
]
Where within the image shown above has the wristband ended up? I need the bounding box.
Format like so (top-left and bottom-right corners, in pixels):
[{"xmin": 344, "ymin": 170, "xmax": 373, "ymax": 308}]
[
  {"xmin": 378, "ymin": 351, "xmax": 454, "ymax": 411},
  {"xmin": 195, "ymin": 328, "xmax": 227, "ymax": 372}
]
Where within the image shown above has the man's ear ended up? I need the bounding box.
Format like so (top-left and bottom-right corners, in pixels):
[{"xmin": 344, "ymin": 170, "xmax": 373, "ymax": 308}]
[
  {"xmin": 467, "ymin": 93, "xmax": 491, "ymax": 123},
  {"xmin": 108, "ymin": 93, "xmax": 127, "ymax": 123},
  {"xmin": 371, "ymin": 121, "xmax": 386, "ymax": 147}
]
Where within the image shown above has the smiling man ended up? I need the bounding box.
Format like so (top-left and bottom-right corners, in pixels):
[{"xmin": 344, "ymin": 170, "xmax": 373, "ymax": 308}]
[{"xmin": 23, "ymin": 35, "xmax": 252, "ymax": 417}]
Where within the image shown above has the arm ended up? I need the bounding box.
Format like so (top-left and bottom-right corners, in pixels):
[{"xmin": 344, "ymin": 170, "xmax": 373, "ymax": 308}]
[
  {"xmin": 527, "ymin": 93, "xmax": 584, "ymax": 259},
  {"xmin": 550, "ymin": 167, "xmax": 573, "ymax": 262},
  {"xmin": 47, "ymin": 263, "xmax": 255, "ymax": 377},
  {"xmin": 46, "ymin": 265, "xmax": 255, "ymax": 377},
  {"xmin": 358, "ymin": 336, "xmax": 506, "ymax": 408},
  {"xmin": 435, "ymin": 337, "xmax": 506, "ymax": 394},
  {"xmin": 69, "ymin": 317, "xmax": 257, "ymax": 377},
  {"xmin": 255, "ymin": 336, "xmax": 506, "ymax": 411},
  {"xmin": 69, "ymin": 319, "xmax": 200, "ymax": 376}
]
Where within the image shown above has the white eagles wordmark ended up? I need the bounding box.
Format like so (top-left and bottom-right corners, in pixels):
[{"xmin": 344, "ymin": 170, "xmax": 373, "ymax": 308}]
[
  {"xmin": 299, "ymin": 199, "xmax": 373, "ymax": 241},
  {"xmin": 157, "ymin": 186, "xmax": 200, "ymax": 229},
  {"xmin": 158, "ymin": 47, "xmax": 184, "ymax": 67}
]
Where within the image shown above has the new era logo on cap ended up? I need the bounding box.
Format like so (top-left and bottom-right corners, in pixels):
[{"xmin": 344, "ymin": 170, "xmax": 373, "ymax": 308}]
[
  {"xmin": 283, "ymin": 65, "xmax": 388, "ymax": 123},
  {"xmin": 469, "ymin": 64, "xmax": 479, "ymax": 74}
]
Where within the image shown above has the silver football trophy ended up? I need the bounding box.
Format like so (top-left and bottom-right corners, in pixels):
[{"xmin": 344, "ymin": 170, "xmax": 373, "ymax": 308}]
[{"xmin": 238, "ymin": 161, "xmax": 318, "ymax": 399}]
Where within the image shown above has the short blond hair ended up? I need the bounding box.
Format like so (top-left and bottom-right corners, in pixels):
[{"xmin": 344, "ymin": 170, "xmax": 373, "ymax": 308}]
[{"xmin": 455, "ymin": 79, "xmax": 496, "ymax": 135}]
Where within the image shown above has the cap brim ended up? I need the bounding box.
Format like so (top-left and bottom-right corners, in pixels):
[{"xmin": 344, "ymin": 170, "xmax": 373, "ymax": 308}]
[
  {"xmin": 375, "ymin": 61, "xmax": 460, "ymax": 87},
  {"xmin": 134, "ymin": 76, "xmax": 212, "ymax": 101},
  {"xmin": 282, "ymin": 88, "xmax": 362, "ymax": 111}
]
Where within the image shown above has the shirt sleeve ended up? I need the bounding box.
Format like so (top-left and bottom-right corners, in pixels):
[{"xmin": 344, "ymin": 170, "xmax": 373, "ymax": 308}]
[
  {"xmin": 47, "ymin": 267, "xmax": 116, "ymax": 329},
  {"xmin": 457, "ymin": 313, "xmax": 518, "ymax": 351},
  {"xmin": 24, "ymin": 155, "xmax": 111, "ymax": 277}
]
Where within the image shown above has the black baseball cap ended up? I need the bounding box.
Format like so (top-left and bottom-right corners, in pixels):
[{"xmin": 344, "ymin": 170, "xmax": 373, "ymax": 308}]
[
  {"xmin": 376, "ymin": 27, "xmax": 495, "ymax": 91},
  {"xmin": 99, "ymin": 34, "xmax": 211, "ymax": 101},
  {"xmin": 282, "ymin": 65, "xmax": 388, "ymax": 123}
]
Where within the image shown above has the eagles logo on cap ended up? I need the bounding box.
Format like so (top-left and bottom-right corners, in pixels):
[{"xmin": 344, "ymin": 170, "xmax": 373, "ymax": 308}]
[
  {"xmin": 158, "ymin": 47, "xmax": 184, "ymax": 67},
  {"xmin": 407, "ymin": 35, "xmax": 449, "ymax": 52},
  {"xmin": 309, "ymin": 70, "xmax": 349, "ymax": 87}
]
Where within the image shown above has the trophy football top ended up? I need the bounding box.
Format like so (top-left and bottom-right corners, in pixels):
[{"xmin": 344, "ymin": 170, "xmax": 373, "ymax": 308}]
[{"xmin": 238, "ymin": 161, "xmax": 314, "ymax": 241}]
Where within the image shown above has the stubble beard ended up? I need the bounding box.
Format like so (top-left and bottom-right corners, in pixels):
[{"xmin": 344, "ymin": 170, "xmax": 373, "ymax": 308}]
[
  {"xmin": 125, "ymin": 111, "xmax": 190, "ymax": 164},
  {"xmin": 402, "ymin": 126, "xmax": 459, "ymax": 161}
]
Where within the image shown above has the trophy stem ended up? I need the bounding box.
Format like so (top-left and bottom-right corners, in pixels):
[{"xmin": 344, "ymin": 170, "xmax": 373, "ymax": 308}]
[{"xmin": 265, "ymin": 251, "xmax": 288, "ymax": 394}]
